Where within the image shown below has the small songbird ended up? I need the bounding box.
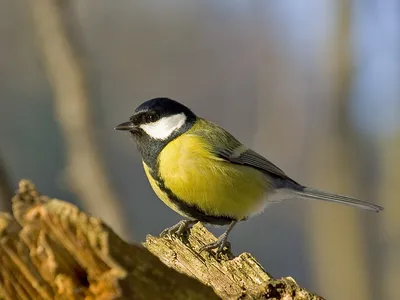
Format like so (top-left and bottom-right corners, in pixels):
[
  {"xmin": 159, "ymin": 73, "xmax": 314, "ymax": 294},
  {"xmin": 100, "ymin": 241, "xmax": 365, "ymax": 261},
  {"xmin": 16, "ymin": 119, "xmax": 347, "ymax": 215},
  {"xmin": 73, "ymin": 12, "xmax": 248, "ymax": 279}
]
[{"xmin": 115, "ymin": 97, "xmax": 383, "ymax": 255}]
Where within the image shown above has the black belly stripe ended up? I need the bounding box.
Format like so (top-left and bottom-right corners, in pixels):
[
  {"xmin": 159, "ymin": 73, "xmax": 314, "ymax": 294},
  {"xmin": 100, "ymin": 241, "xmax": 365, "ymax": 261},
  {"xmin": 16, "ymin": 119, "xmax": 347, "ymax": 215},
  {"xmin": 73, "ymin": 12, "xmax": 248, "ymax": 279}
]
[{"xmin": 149, "ymin": 168, "xmax": 235, "ymax": 225}]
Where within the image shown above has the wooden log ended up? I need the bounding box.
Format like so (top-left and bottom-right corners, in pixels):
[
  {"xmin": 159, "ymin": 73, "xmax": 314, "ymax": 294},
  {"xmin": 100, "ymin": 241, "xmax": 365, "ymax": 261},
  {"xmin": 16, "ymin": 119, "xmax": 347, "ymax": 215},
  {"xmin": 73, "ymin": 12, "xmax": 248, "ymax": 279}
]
[{"xmin": 0, "ymin": 180, "xmax": 323, "ymax": 299}]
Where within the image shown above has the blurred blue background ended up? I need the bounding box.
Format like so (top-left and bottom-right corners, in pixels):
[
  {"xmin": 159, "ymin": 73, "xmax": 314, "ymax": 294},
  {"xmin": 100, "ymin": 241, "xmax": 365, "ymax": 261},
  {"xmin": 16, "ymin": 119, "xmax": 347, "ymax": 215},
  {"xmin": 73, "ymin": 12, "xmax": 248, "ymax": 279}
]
[{"xmin": 0, "ymin": 1, "xmax": 399, "ymax": 299}]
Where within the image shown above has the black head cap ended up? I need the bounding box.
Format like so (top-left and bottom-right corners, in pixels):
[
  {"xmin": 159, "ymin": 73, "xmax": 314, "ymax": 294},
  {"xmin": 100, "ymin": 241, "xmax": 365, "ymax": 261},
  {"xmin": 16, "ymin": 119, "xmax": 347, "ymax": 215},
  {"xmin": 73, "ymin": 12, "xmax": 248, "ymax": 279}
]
[{"xmin": 134, "ymin": 97, "xmax": 196, "ymax": 120}]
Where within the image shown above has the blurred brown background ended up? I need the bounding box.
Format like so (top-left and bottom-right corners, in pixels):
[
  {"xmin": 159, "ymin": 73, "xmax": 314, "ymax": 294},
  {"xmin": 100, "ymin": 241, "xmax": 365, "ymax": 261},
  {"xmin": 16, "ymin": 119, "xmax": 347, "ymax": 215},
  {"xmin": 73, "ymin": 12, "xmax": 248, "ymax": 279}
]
[{"xmin": 0, "ymin": 1, "xmax": 399, "ymax": 299}]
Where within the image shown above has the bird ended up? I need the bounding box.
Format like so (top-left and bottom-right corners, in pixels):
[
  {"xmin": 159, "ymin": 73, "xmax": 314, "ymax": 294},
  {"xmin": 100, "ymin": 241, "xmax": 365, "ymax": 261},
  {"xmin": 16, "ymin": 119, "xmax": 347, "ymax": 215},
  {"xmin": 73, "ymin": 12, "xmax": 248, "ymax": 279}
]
[{"xmin": 115, "ymin": 97, "xmax": 383, "ymax": 255}]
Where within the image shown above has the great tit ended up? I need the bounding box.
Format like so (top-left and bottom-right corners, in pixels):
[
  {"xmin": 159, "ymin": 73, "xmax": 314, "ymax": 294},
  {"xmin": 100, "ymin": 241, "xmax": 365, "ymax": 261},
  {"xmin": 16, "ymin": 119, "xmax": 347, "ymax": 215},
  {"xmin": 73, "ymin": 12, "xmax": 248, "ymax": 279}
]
[{"xmin": 115, "ymin": 97, "xmax": 383, "ymax": 255}]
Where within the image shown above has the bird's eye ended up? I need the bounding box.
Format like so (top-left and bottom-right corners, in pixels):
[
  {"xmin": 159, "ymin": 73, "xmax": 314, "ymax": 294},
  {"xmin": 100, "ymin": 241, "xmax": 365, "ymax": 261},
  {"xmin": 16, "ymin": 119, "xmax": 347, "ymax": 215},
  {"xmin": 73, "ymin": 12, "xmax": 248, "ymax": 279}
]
[{"xmin": 147, "ymin": 114, "xmax": 159, "ymax": 123}]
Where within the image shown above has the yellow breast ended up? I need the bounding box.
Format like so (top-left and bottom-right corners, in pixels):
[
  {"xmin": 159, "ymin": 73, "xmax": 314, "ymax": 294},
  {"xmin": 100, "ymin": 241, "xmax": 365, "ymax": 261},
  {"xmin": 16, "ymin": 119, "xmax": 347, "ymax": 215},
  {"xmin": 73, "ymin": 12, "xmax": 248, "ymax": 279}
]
[
  {"xmin": 142, "ymin": 162, "xmax": 194, "ymax": 219},
  {"xmin": 155, "ymin": 132, "xmax": 268, "ymax": 220}
]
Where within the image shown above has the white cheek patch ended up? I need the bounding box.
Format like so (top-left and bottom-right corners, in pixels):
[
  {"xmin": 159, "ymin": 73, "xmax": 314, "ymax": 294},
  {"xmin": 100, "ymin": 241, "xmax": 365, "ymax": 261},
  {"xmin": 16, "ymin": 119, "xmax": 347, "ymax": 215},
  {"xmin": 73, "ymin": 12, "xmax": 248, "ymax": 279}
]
[{"xmin": 140, "ymin": 113, "xmax": 187, "ymax": 140}]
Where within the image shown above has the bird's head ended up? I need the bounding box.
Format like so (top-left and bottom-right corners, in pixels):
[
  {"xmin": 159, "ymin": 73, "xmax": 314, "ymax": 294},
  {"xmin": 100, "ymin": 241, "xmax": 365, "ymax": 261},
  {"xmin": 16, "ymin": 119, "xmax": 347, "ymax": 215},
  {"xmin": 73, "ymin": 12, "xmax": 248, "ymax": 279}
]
[{"xmin": 115, "ymin": 97, "xmax": 197, "ymax": 141}]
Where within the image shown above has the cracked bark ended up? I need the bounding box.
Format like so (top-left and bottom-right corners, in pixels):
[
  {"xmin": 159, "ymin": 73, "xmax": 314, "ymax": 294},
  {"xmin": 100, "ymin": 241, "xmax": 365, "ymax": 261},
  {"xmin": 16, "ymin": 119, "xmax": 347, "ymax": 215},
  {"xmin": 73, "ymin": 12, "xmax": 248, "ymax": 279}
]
[{"xmin": 0, "ymin": 180, "xmax": 323, "ymax": 300}]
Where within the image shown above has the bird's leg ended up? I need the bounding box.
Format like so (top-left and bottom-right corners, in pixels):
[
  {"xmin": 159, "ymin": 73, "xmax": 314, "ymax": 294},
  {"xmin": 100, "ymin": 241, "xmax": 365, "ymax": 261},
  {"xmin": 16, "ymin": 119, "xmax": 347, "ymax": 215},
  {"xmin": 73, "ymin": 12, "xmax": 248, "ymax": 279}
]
[
  {"xmin": 199, "ymin": 220, "xmax": 237, "ymax": 256},
  {"xmin": 160, "ymin": 219, "xmax": 197, "ymax": 238}
]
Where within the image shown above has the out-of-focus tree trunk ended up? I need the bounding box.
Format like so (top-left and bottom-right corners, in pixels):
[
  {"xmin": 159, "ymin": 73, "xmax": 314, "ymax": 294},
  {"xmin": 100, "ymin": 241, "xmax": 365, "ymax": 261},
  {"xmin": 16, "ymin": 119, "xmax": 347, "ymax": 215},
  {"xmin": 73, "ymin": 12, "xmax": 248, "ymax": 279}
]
[
  {"xmin": 28, "ymin": 0, "xmax": 130, "ymax": 239},
  {"xmin": 0, "ymin": 156, "xmax": 12, "ymax": 212},
  {"xmin": 252, "ymin": 3, "xmax": 307, "ymax": 168},
  {"xmin": 379, "ymin": 135, "xmax": 400, "ymax": 299},
  {"xmin": 305, "ymin": 1, "xmax": 371, "ymax": 299}
]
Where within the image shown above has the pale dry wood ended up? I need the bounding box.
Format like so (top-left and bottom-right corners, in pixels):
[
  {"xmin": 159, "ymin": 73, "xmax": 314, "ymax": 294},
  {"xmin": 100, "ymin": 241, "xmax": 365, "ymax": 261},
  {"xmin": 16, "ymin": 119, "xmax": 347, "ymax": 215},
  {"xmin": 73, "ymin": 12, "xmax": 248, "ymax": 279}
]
[
  {"xmin": 0, "ymin": 180, "xmax": 217, "ymax": 300},
  {"xmin": 0, "ymin": 180, "xmax": 323, "ymax": 299},
  {"xmin": 145, "ymin": 224, "xmax": 322, "ymax": 300}
]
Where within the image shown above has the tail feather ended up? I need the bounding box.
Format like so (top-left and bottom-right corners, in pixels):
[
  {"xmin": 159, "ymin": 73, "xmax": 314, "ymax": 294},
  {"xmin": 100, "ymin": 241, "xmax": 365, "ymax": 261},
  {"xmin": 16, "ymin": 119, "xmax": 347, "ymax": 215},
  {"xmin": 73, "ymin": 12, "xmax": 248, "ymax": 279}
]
[{"xmin": 294, "ymin": 187, "xmax": 383, "ymax": 212}]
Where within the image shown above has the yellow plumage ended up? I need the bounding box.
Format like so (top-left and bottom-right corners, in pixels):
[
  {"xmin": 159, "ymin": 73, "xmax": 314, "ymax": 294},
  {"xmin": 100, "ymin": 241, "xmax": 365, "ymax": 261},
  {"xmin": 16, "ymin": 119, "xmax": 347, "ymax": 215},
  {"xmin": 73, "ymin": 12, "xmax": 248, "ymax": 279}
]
[
  {"xmin": 143, "ymin": 162, "xmax": 193, "ymax": 218},
  {"xmin": 145, "ymin": 119, "xmax": 269, "ymax": 220}
]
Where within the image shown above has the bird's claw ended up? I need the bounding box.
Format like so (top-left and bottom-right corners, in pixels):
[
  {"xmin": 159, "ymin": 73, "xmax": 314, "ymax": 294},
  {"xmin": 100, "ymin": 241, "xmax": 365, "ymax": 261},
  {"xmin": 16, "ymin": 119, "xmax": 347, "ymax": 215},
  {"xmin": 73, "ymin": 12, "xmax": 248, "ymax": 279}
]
[
  {"xmin": 160, "ymin": 220, "xmax": 196, "ymax": 238},
  {"xmin": 161, "ymin": 220, "xmax": 234, "ymax": 258},
  {"xmin": 199, "ymin": 234, "xmax": 231, "ymax": 256}
]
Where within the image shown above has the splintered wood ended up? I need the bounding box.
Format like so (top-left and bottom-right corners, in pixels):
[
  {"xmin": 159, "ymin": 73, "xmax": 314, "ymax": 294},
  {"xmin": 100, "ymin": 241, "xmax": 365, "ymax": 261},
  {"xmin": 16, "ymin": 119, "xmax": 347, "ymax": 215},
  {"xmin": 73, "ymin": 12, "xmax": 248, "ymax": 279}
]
[
  {"xmin": 145, "ymin": 225, "xmax": 321, "ymax": 300},
  {"xmin": 0, "ymin": 180, "xmax": 322, "ymax": 300},
  {"xmin": 0, "ymin": 180, "xmax": 216, "ymax": 300}
]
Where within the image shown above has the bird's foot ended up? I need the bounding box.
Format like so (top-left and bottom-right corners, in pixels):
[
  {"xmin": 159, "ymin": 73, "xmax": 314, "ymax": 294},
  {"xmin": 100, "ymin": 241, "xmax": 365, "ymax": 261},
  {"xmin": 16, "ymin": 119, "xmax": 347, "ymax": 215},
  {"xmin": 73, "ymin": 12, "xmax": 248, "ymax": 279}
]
[
  {"xmin": 160, "ymin": 220, "xmax": 197, "ymax": 238},
  {"xmin": 199, "ymin": 232, "xmax": 231, "ymax": 256}
]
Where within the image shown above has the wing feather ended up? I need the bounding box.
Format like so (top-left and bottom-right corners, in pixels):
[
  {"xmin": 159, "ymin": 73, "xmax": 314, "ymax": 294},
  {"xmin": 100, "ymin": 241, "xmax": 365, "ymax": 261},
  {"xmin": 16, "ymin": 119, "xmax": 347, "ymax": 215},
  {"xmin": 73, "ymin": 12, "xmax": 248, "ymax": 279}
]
[
  {"xmin": 192, "ymin": 118, "xmax": 301, "ymax": 188},
  {"xmin": 221, "ymin": 148, "xmax": 302, "ymax": 188},
  {"xmin": 229, "ymin": 149, "xmax": 286, "ymax": 177}
]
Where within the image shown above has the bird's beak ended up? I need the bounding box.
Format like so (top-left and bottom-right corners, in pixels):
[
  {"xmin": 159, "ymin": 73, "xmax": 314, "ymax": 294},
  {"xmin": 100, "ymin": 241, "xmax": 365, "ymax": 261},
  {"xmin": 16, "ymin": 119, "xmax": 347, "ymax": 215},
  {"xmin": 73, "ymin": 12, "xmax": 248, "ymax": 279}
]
[{"xmin": 114, "ymin": 121, "xmax": 137, "ymax": 131}]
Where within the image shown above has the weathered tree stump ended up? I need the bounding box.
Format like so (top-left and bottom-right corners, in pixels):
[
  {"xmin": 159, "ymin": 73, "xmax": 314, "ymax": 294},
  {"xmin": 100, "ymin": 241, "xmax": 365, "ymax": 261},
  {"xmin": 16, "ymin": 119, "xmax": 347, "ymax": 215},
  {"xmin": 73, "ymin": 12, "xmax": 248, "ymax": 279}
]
[{"xmin": 0, "ymin": 180, "xmax": 323, "ymax": 299}]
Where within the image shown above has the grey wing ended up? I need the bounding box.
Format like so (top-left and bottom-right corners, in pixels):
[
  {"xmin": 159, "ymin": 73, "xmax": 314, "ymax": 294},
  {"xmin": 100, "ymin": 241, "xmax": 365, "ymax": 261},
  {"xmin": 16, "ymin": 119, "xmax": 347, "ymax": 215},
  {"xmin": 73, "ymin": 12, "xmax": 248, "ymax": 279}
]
[
  {"xmin": 231, "ymin": 149, "xmax": 287, "ymax": 177},
  {"xmin": 218, "ymin": 148, "xmax": 302, "ymax": 189},
  {"xmin": 195, "ymin": 119, "xmax": 302, "ymax": 189}
]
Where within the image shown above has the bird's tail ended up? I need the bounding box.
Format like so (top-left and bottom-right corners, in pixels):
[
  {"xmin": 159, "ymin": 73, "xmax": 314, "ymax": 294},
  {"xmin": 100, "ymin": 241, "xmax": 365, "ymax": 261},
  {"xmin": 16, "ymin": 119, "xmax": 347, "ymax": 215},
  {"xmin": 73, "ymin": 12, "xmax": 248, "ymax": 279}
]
[{"xmin": 293, "ymin": 187, "xmax": 383, "ymax": 212}]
